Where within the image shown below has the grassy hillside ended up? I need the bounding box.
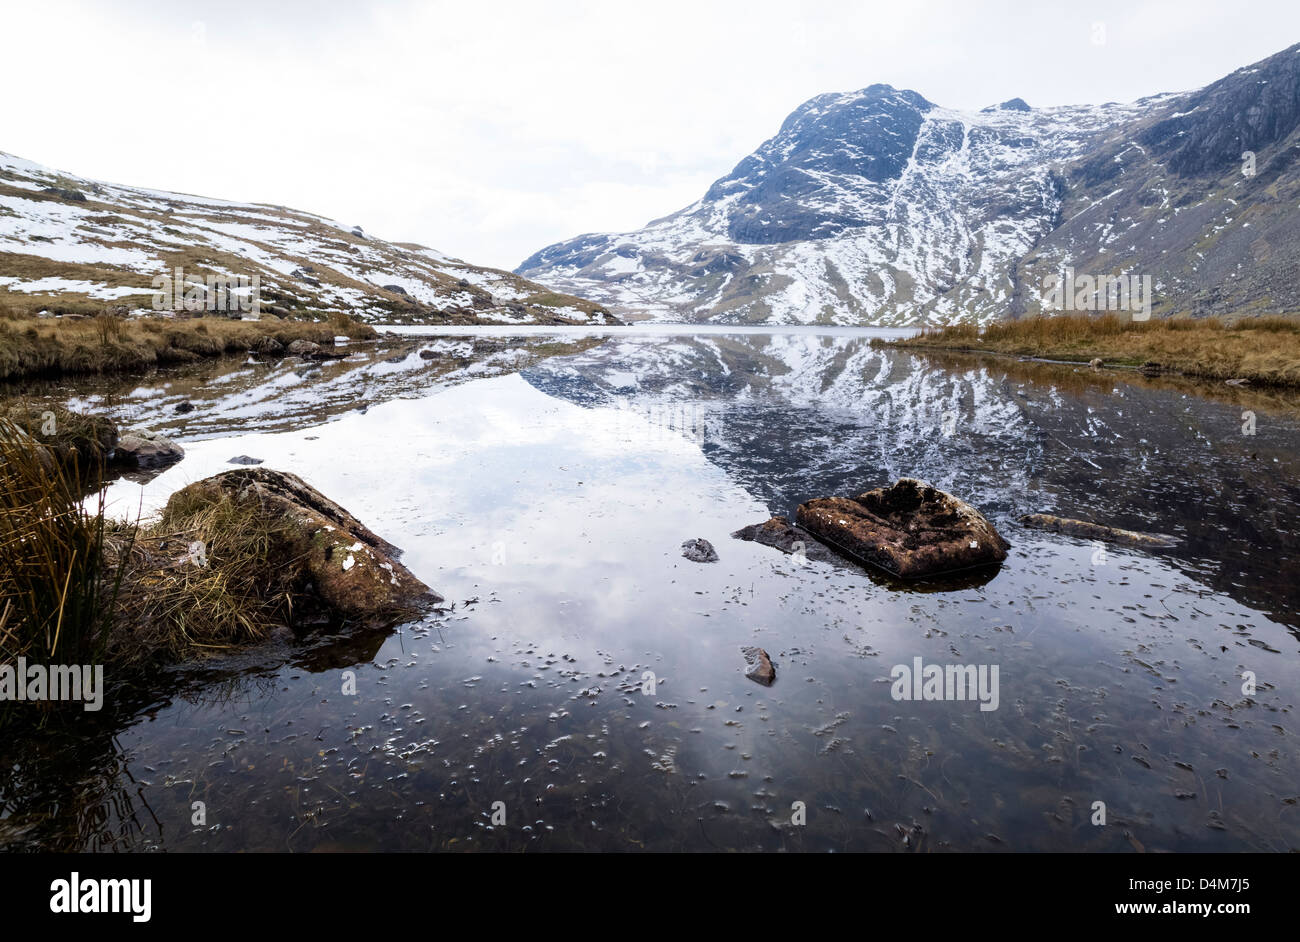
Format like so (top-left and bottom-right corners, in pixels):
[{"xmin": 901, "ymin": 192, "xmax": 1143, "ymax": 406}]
[{"xmin": 0, "ymin": 151, "xmax": 616, "ymax": 327}]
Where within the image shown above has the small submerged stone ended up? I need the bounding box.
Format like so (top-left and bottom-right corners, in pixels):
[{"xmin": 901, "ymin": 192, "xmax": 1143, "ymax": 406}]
[
  {"xmin": 1018, "ymin": 513, "xmax": 1177, "ymax": 548},
  {"xmin": 731, "ymin": 515, "xmax": 842, "ymax": 564},
  {"xmin": 116, "ymin": 427, "xmax": 185, "ymax": 469},
  {"xmin": 741, "ymin": 646, "xmax": 775, "ymax": 686}
]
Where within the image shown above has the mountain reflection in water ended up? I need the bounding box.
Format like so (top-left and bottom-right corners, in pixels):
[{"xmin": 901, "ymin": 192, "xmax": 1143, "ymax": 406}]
[{"xmin": 2, "ymin": 329, "xmax": 1297, "ymax": 852}]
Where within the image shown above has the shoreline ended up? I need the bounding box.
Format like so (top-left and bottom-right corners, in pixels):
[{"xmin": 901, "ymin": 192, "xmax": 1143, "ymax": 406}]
[
  {"xmin": 0, "ymin": 313, "xmax": 381, "ymax": 383},
  {"xmin": 877, "ymin": 315, "xmax": 1300, "ymax": 389},
  {"xmin": 8, "ymin": 310, "xmax": 1300, "ymax": 392}
]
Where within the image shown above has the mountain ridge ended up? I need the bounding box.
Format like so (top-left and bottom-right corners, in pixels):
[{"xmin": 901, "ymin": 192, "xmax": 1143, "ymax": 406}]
[{"xmin": 518, "ymin": 43, "xmax": 1300, "ymax": 326}]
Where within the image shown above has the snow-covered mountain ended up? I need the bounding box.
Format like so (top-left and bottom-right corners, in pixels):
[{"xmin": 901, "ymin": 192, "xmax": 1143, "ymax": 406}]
[
  {"xmin": 0, "ymin": 152, "xmax": 615, "ymax": 325},
  {"xmin": 518, "ymin": 43, "xmax": 1300, "ymax": 326}
]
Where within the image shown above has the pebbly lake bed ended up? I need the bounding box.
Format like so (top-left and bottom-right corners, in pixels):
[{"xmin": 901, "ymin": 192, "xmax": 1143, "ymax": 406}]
[{"xmin": 2, "ymin": 326, "xmax": 1298, "ymax": 852}]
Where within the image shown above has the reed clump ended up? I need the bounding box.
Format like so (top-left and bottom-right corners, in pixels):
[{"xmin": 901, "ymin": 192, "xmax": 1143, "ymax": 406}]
[
  {"xmin": 0, "ymin": 405, "xmax": 310, "ymax": 675},
  {"xmin": 0, "ymin": 415, "xmax": 124, "ymax": 668}
]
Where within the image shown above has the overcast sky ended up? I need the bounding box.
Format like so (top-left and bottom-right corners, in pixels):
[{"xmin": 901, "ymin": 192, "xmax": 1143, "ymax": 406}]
[{"xmin": 4, "ymin": 1, "xmax": 1299, "ymax": 269}]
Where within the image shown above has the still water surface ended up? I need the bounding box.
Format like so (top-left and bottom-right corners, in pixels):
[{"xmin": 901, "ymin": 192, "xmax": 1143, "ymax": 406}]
[{"xmin": 3, "ymin": 328, "xmax": 1298, "ymax": 851}]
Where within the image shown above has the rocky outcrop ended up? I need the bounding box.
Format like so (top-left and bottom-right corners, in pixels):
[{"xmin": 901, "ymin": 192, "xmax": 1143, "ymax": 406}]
[
  {"xmin": 164, "ymin": 468, "xmax": 441, "ymax": 625},
  {"xmin": 795, "ymin": 478, "xmax": 1010, "ymax": 578},
  {"xmin": 40, "ymin": 186, "xmax": 86, "ymax": 202},
  {"xmin": 1018, "ymin": 513, "xmax": 1177, "ymax": 549}
]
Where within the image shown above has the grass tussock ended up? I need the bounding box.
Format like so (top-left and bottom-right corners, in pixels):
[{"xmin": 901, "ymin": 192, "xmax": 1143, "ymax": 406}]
[
  {"xmin": 0, "ymin": 406, "xmax": 319, "ymax": 674},
  {"xmin": 327, "ymin": 309, "xmax": 379, "ymax": 339},
  {"xmin": 0, "ymin": 417, "xmax": 125, "ymax": 670},
  {"xmin": 886, "ymin": 314, "xmax": 1300, "ymax": 387},
  {"xmin": 105, "ymin": 489, "xmax": 308, "ymax": 664},
  {"xmin": 0, "ymin": 313, "xmax": 368, "ymax": 381},
  {"xmin": 3, "ymin": 403, "xmax": 117, "ymax": 468}
]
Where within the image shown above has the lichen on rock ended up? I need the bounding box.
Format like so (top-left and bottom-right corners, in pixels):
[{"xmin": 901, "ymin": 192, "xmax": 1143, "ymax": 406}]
[{"xmin": 795, "ymin": 478, "xmax": 1010, "ymax": 579}]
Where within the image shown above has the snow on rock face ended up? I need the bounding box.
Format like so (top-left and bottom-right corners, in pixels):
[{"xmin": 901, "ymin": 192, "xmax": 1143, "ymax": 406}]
[
  {"xmin": 518, "ymin": 85, "xmax": 1156, "ymax": 327},
  {"xmin": 521, "ymin": 44, "xmax": 1300, "ymax": 326},
  {"xmin": 0, "ymin": 151, "xmax": 611, "ymax": 326}
]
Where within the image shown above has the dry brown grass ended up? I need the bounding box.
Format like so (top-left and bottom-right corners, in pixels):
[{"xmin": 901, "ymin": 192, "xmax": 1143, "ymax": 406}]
[
  {"xmin": 103, "ymin": 491, "xmax": 307, "ymax": 664},
  {"xmin": 0, "ymin": 313, "xmax": 375, "ymax": 381},
  {"xmin": 0, "ymin": 404, "xmax": 323, "ymax": 675},
  {"xmin": 883, "ymin": 314, "xmax": 1300, "ymax": 387},
  {"xmin": 327, "ymin": 309, "xmax": 379, "ymax": 338},
  {"xmin": 0, "ymin": 292, "xmax": 120, "ymax": 320},
  {"xmin": 0, "ymin": 414, "xmax": 123, "ymax": 674},
  {"xmin": 0, "ymin": 250, "xmax": 154, "ymax": 291}
]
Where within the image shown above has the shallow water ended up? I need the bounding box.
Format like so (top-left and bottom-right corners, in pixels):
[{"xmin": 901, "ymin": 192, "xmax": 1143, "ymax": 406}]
[{"xmin": 3, "ymin": 329, "xmax": 1298, "ymax": 852}]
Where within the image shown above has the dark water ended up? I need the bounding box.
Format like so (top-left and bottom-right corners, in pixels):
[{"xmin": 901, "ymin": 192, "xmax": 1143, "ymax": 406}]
[{"xmin": 3, "ymin": 329, "xmax": 1298, "ymax": 852}]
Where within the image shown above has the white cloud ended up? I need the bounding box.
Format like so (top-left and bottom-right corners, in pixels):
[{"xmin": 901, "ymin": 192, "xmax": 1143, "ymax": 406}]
[{"xmin": 3, "ymin": 0, "xmax": 1299, "ymax": 269}]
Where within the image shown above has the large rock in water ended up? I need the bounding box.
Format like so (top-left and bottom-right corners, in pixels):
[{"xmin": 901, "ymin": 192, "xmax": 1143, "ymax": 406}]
[
  {"xmin": 795, "ymin": 478, "xmax": 1009, "ymax": 579},
  {"xmin": 164, "ymin": 468, "xmax": 441, "ymax": 624}
]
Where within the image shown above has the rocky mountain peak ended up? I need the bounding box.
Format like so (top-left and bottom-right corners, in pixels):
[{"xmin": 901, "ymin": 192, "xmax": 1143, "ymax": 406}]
[{"xmin": 519, "ymin": 42, "xmax": 1300, "ymax": 325}]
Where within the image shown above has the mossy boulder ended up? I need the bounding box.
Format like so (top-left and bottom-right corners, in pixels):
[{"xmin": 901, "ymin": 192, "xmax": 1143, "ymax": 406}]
[{"xmin": 163, "ymin": 468, "xmax": 440, "ymax": 626}]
